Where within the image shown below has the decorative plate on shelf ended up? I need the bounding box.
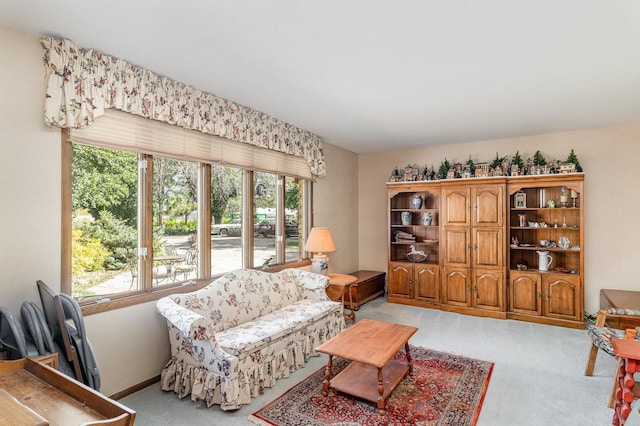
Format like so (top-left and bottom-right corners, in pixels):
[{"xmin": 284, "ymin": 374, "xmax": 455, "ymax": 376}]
[{"xmin": 423, "ymin": 239, "xmax": 438, "ymax": 244}]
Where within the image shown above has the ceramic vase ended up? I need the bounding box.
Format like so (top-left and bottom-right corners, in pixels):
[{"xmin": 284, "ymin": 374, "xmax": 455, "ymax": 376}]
[
  {"xmin": 401, "ymin": 211, "xmax": 412, "ymax": 225},
  {"xmin": 411, "ymin": 195, "xmax": 423, "ymax": 209},
  {"xmin": 421, "ymin": 212, "xmax": 433, "ymax": 226}
]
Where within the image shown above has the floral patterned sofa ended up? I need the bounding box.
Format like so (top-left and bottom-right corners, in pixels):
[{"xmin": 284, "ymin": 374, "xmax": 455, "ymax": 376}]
[{"xmin": 155, "ymin": 268, "xmax": 345, "ymax": 410}]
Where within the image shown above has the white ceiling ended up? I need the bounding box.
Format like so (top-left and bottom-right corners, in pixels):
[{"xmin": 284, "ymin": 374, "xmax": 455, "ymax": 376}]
[{"xmin": 1, "ymin": 1, "xmax": 640, "ymax": 153}]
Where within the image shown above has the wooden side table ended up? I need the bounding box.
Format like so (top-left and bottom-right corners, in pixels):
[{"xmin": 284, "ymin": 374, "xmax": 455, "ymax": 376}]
[
  {"xmin": 327, "ymin": 274, "xmax": 357, "ymax": 323},
  {"xmin": 611, "ymin": 338, "xmax": 640, "ymax": 425}
]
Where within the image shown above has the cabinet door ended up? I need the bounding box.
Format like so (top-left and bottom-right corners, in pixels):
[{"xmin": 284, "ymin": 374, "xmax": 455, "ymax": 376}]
[
  {"xmin": 473, "ymin": 269, "xmax": 503, "ymax": 311},
  {"xmin": 473, "ymin": 228, "xmax": 503, "ymax": 268},
  {"xmin": 472, "ymin": 185, "xmax": 504, "ymax": 227},
  {"xmin": 443, "ymin": 227, "xmax": 470, "ymax": 266},
  {"xmin": 414, "ymin": 264, "xmax": 440, "ymax": 303},
  {"xmin": 442, "ymin": 267, "xmax": 471, "ymax": 307},
  {"xmin": 543, "ymin": 274, "xmax": 582, "ymax": 321},
  {"xmin": 442, "ymin": 188, "xmax": 470, "ymax": 226},
  {"xmin": 388, "ymin": 262, "xmax": 412, "ymax": 299},
  {"xmin": 509, "ymin": 271, "xmax": 542, "ymax": 315}
]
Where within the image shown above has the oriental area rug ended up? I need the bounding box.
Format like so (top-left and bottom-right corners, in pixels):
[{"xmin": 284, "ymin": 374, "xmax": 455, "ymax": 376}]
[{"xmin": 249, "ymin": 345, "xmax": 493, "ymax": 426}]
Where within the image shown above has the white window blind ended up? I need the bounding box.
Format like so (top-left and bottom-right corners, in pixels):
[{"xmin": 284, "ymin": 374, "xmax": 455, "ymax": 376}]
[{"xmin": 68, "ymin": 109, "xmax": 313, "ymax": 179}]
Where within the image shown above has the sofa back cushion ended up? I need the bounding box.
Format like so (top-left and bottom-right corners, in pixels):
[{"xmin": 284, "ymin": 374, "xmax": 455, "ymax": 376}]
[{"xmin": 175, "ymin": 269, "xmax": 300, "ymax": 332}]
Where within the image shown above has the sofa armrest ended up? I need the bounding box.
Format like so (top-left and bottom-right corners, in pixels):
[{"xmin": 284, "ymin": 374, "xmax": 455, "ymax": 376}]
[
  {"xmin": 156, "ymin": 296, "xmax": 215, "ymax": 342},
  {"xmin": 285, "ymin": 269, "xmax": 330, "ymax": 301}
]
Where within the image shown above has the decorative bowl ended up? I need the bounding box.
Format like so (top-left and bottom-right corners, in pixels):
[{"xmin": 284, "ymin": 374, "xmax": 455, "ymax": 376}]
[{"xmin": 405, "ymin": 253, "xmax": 428, "ymax": 263}]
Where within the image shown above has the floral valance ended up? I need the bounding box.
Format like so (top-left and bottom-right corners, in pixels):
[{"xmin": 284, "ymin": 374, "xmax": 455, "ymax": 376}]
[{"xmin": 40, "ymin": 36, "xmax": 326, "ymax": 177}]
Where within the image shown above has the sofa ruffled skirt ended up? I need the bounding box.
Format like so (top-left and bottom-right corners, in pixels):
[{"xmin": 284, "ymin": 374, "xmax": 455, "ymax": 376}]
[{"xmin": 160, "ymin": 310, "xmax": 344, "ymax": 410}]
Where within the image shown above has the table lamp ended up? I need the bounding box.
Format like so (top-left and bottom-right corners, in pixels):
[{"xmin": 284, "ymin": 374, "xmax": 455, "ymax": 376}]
[{"xmin": 304, "ymin": 227, "xmax": 336, "ymax": 275}]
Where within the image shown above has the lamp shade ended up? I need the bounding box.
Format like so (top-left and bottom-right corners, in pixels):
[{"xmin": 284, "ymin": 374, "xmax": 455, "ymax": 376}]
[{"xmin": 304, "ymin": 227, "xmax": 336, "ymax": 253}]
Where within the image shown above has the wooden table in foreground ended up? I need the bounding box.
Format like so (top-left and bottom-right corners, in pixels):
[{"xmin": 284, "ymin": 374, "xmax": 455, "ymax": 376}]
[
  {"xmin": 0, "ymin": 358, "xmax": 135, "ymax": 425},
  {"xmin": 315, "ymin": 318, "xmax": 418, "ymax": 414}
]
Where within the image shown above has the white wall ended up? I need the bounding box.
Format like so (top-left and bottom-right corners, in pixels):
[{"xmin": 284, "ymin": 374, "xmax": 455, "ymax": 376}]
[
  {"xmin": 312, "ymin": 143, "xmax": 359, "ymax": 274},
  {"xmin": 0, "ymin": 27, "xmax": 61, "ymax": 313},
  {"xmin": 358, "ymin": 128, "xmax": 640, "ymax": 315}
]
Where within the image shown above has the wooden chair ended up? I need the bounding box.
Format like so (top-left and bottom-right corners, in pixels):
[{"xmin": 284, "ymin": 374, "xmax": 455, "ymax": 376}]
[{"xmin": 585, "ymin": 309, "xmax": 640, "ymax": 407}]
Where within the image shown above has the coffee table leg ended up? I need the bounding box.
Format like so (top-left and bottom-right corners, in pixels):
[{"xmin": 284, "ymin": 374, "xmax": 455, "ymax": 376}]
[
  {"xmin": 405, "ymin": 342, "xmax": 413, "ymax": 374},
  {"xmin": 322, "ymin": 355, "xmax": 333, "ymax": 396},
  {"xmin": 377, "ymin": 367, "xmax": 386, "ymax": 414}
]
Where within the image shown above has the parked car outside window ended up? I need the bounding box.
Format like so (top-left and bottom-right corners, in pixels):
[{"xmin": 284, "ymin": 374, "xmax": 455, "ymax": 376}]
[
  {"xmin": 255, "ymin": 220, "xmax": 275, "ymax": 237},
  {"xmin": 211, "ymin": 218, "xmax": 242, "ymax": 236},
  {"xmin": 254, "ymin": 220, "xmax": 299, "ymax": 237}
]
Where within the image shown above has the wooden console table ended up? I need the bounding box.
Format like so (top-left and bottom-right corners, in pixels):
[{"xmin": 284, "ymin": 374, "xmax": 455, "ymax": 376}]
[
  {"xmin": 601, "ymin": 289, "xmax": 640, "ymax": 329},
  {"xmin": 345, "ymin": 270, "xmax": 386, "ymax": 310},
  {"xmin": 601, "ymin": 289, "xmax": 640, "ymax": 310},
  {"xmin": 0, "ymin": 358, "xmax": 135, "ymax": 425}
]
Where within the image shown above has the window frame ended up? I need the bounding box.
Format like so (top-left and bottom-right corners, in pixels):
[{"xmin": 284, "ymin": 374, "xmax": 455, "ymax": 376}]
[{"xmin": 62, "ymin": 131, "xmax": 313, "ymax": 315}]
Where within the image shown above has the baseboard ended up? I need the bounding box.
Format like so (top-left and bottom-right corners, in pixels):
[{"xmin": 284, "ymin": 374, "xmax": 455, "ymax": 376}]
[{"xmin": 109, "ymin": 375, "xmax": 160, "ymax": 401}]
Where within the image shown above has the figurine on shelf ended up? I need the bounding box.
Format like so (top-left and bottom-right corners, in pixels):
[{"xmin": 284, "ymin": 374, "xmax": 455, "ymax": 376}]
[{"xmin": 560, "ymin": 186, "xmax": 569, "ymax": 207}]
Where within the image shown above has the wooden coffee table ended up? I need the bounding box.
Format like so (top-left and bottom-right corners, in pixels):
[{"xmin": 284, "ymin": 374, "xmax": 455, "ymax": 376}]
[{"xmin": 315, "ymin": 318, "xmax": 418, "ymax": 414}]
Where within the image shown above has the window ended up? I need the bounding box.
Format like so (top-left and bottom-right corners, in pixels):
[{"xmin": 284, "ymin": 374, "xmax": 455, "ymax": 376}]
[
  {"xmin": 253, "ymin": 172, "xmax": 277, "ymax": 268},
  {"xmin": 211, "ymin": 165, "xmax": 243, "ymax": 275},
  {"xmin": 70, "ymin": 144, "xmax": 138, "ymax": 298},
  {"xmin": 64, "ymin": 116, "xmax": 312, "ymax": 307},
  {"xmin": 151, "ymin": 156, "xmax": 199, "ymax": 287}
]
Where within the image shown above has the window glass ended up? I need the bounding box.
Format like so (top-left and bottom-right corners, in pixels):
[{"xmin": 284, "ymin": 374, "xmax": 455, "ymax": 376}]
[
  {"xmin": 71, "ymin": 144, "xmax": 138, "ymax": 298},
  {"xmin": 285, "ymin": 177, "xmax": 303, "ymax": 262},
  {"xmin": 66, "ymin": 142, "xmax": 311, "ymax": 304},
  {"xmin": 210, "ymin": 165, "xmax": 243, "ymax": 275},
  {"xmin": 152, "ymin": 157, "xmax": 199, "ymax": 287},
  {"xmin": 253, "ymin": 172, "xmax": 277, "ymax": 268}
]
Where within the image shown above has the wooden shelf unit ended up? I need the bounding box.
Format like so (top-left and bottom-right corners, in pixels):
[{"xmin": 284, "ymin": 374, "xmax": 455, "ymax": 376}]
[
  {"xmin": 388, "ymin": 182, "xmax": 441, "ymax": 307},
  {"xmin": 507, "ymin": 174, "xmax": 584, "ymax": 328},
  {"xmin": 387, "ymin": 173, "xmax": 585, "ymax": 328}
]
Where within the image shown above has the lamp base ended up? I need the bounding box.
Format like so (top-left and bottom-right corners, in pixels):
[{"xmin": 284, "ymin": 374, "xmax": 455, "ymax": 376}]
[{"xmin": 311, "ymin": 254, "xmax": 329, "ymax": 275}]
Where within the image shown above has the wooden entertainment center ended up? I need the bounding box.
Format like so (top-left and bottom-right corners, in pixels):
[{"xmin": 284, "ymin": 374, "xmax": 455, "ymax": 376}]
[{"xmin": 387, "ymin": 174, "xmax": 584, "ymax": 328}]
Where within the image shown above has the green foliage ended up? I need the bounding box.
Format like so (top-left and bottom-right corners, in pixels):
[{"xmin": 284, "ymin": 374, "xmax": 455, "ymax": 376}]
[
  {"xmin": 71, "ymin": 228, "xmax": 109, "ymax": 275},
  {"xmin": 72, "ymin": 144, "xmax": 138, "ymax": 225},
  {"xmin": 285, "ymin": 179, "xmax": 300, "ymax": 211},
  {"xmin": 75, "ymin": 210, "xmax": 137, "ymax": 270},
  {"xmin": 567, "ymin": 149, "xmax": 583, "ymax": 172},
  {"xmin": 163, "ymin": 218, "xmax": 197, "ymax": 234},
  {"xmin": 466, "ymin": 156, "xmax": 476, "ymax": 175},
  {"xmin": 533, "ymin": 150, "xmax": 546, "ymax": 166},
  {"xmin": 511, "ymin": 151, "xmax": 524, "ymax": 170},
  {"xmin": 490, "ymin": 152, "xmax": 507, "ymax": 169},
  {"xmin": 153, "ymin": 157, "xmax": 198, "ymax": 226},
  {"xmin": 438, "ymin": 159, "xmax": 450, "ymax": 180},
  {"xmin": 211, "ymin": 165, "xmax": 241, "ymax": 224}
]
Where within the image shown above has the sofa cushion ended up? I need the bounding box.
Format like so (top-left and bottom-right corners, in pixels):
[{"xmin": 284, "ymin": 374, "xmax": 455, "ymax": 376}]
[
  {"xmin": 215, "ymin": 299, "xmax": 340, "ymax": 357},
  {"xmin": 177, "ymin": 269, "xmax": 301, "ymax": 333}
]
